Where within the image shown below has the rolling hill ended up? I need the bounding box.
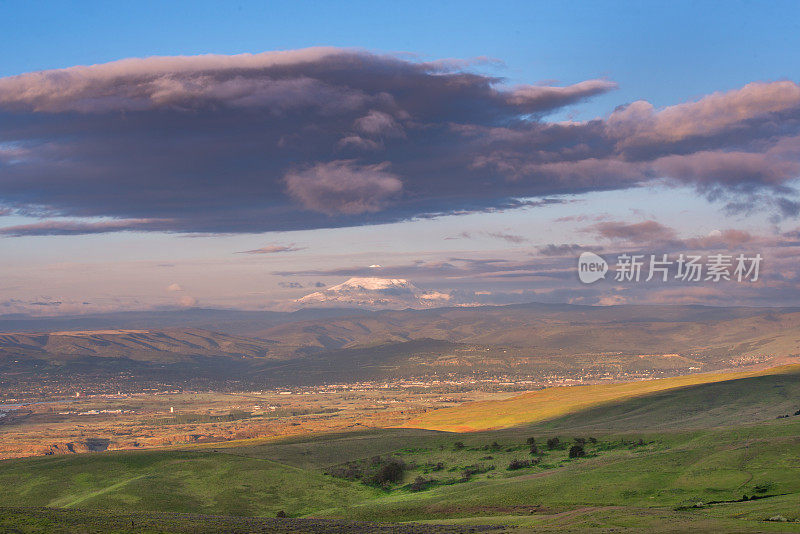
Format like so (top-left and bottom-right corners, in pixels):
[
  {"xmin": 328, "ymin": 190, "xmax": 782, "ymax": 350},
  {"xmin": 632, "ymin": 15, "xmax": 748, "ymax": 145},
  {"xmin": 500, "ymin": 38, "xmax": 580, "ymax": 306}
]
[
  {"xmin": 402, "ymin": 364, "xmax": 800, "ymax": 431},
  {"xmin": 2, "ymin": 367, "xmax": 800, "ymax": 532}
]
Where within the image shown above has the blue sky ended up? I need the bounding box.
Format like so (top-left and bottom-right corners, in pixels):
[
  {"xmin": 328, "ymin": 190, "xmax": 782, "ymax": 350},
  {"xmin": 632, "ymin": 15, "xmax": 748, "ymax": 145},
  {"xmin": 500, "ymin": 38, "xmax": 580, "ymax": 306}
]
[
  {"xmin": 0, "ymin": 0, "xmax": 798, "ymax": 313},
  {"xmin": 3, "ymin": 1, "xmax": 799, "ymax": 109}
]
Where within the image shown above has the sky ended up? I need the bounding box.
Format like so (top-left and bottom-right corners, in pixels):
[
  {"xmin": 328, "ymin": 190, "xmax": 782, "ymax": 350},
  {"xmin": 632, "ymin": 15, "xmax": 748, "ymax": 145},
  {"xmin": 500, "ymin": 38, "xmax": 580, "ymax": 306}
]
[{"xmin": 1, "ymin": 0, "xmax": 799, "ymax": 314}]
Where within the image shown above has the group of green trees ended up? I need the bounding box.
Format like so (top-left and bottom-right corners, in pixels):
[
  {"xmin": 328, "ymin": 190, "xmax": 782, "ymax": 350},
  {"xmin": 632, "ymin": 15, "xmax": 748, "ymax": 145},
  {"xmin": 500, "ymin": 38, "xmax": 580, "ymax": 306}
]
[
  {"xmin": 327, "ymin": 435, "xmax": 605, "ymax": 492},
  {"xmin": 324, "ymin": 455, "xmax": 406, "ymax": 489},
  {"xmin": 523, "ymin": 435, "xmax": 596, "ymax": 457}
]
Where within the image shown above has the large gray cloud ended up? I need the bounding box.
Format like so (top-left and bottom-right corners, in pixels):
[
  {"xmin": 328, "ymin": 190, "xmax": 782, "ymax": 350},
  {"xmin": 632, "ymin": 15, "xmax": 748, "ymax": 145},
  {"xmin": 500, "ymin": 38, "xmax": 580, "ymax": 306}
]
[{"xmin": 0, "ymin": 48, "xmax": 798, "ymax": 235}]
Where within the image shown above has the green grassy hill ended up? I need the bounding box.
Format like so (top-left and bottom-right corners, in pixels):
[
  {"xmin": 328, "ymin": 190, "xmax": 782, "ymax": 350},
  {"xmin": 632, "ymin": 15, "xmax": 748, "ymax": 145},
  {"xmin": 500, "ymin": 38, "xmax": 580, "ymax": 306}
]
[
  {"xmin": 313, "ymin": 420, "xmax": 800, "ymax": 529},
  {"xmin": 0, "ymin": 449, "xmax": 379, "ymax": 517},
  {"xmin": 2, "ymin": 367, "xmax": 799, "ymax": 532}
]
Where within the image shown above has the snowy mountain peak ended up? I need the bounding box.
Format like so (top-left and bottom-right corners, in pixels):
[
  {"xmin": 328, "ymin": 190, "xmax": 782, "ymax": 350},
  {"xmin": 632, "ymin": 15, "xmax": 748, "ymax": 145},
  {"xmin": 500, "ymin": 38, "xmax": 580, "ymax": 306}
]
[
  {"xmin": 296, "ymin": 277, "xmax": 450, "ymax": 310},
  {"xmin": 330, "ymin": 277, "xmax": 413, "ymax": 291}
]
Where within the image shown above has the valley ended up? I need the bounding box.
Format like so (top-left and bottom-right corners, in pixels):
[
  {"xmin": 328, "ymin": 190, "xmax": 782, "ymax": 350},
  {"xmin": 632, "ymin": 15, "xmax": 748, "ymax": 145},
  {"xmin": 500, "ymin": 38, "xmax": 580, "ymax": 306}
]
[
  {"xmin": 3, "ymin": 303, "xmax": 799, "ymax": 401},
  {"xmin": 2, "ymin": 303, "xmax": 800, "ymax": 531}
]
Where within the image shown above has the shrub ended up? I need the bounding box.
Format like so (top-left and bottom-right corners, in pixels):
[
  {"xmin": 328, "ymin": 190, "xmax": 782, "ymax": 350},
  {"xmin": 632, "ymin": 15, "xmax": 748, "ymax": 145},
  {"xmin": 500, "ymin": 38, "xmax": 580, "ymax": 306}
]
[
  {"xmin": 453, "ymin": 441, "xmax": 465, "ymax": 451},
  {"xmin": 754, "ymin": 483, "xmax": 773, "ymax": 494},
  {"xmin": 364, "ymin": 458, "xmax": 406, "ymax": 487},
  {"xmin": 569, "ymin": 444, "xmax": 586, "ymax": 458},
  {"xmin": 324, "ymin": 462, "xmax": 362, "ymax": 481},
  {"xmin": 546, "ymin": 437, "xmax": 560, "ymax": 450},
  {"xmin": 462, "ymin": 463, "xmax": 491, "ymax": 478},
  {"xmin": 526, "ymin": 437, "xmax": 536, "ymax": 445},
  {"xmin": 529, "ymin": 444, "xmax": 538, "ymax": 455},
  {"xmin": 507, "ymin": 459, "xmax": 532, "ymax": 470},
  {"xmin": 409, "ymin": 476, "xmax": 429, "ymax": 491}
]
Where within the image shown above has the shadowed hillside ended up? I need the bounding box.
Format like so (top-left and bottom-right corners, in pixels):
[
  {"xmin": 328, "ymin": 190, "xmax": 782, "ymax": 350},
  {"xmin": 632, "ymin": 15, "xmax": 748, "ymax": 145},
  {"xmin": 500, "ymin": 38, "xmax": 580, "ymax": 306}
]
[{"xmin": 403, "ymin": 365, "xmax": 800, "ymax": 432}]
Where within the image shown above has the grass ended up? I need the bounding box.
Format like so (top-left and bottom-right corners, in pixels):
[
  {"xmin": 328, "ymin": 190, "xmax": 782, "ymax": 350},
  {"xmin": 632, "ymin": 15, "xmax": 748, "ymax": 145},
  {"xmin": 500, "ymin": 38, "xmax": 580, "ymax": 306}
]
[
  {"xmin": 1, "ymin": 366, "xmax": 799, "ymax": 532},
  {"xmin": 220, "ymin": 427, "xmax": 447, "ymax": 469},
  {"xmin": 402, "ymin": 364, "xmax": 800, "ymax": 432},
  {"xmin": 0, "ymin": 449, "xmax": 379, "ymax": 517},
  {"xmin": 0, "ymin": 508, "xmax": 497, "ymax": 534},
  {"xmin": 310, "ymin": 419, "xmax": 800, "ymax": 531}
]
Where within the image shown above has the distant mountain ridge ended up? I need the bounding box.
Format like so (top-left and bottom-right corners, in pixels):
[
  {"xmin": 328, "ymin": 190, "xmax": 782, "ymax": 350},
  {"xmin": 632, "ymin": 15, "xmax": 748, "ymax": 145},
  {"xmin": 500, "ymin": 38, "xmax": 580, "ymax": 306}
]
[
  {"xmin": 0, "ymin": 307, "xmax": 361, "ymax": 334},
  {"xmin": 3, "ymin": 303, "xmax": 800, "ymax": 389},
  {"xmin": 0, "ymin": 328, "xmax": 275, "ymax": 363}
]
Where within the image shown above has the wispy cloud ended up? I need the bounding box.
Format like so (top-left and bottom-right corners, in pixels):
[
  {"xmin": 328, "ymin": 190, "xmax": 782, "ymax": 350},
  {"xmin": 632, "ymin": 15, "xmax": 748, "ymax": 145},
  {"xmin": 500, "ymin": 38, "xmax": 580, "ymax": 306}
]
[
  {"xmin": 447, "ymin": 230, "xmax": 529, "ymax": 243},
  {"xmin": 236, "ymin": 244, "xmax": 306, "ymax": 254},
  {"xmin": 0, "ymin": 219, "xmax": 172, "ymax": 237}
]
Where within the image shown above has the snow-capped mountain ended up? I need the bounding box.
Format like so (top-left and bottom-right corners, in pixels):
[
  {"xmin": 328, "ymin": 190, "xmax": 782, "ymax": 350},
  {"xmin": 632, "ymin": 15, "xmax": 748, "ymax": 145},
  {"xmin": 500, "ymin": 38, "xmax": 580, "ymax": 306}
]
[{"xmin": 295, "ymin": 277, "xmax": 452, "ymax": 310}]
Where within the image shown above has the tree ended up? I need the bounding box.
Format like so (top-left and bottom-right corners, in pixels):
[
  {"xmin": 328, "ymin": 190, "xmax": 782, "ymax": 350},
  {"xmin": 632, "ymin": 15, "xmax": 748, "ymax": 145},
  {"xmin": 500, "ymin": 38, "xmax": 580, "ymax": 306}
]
[
  {"xmin": 546, "ymin": 437, "xmax": 560, "ymax": 450},
  {"xmin": 365, "ymin": 458, "xmax": 406, "ymax": 486},
  {"xmin": 568, "ymin": 444, "xmax": 586, "ymax": 458},
  {"xmin": 526, "ymin": 437, "xmax": 536, "ymax": 446}
]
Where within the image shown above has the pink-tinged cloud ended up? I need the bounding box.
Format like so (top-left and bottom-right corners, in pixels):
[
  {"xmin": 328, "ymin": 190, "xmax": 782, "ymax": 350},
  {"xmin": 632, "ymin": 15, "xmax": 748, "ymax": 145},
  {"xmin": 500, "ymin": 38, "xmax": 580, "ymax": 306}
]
[
  {"xmin": 0, "ymin": 48, "xmax": 356, "ymax": 113},
  {"xmin": 284, "ymin": 160, "xmax": 402, "ymax": 215},
  {"xmin": 683, "ymin": 229, "xmax": 756, "ymax": 250},
  {"xmin": 354, "ymin": 110, "xmax": 405, "ymax": 137},
  {"xmin": 505, "ymin": 79, "xmax": 618, "ymax": 112},
  {"xmin": 652, "ymin": 150, "xmax": 800, "ymax": 188},
  {"xmin": 582, "ymin": 219, "xmax": 767, "ymax": 252},
  {"xmin": 607, "ymin": 81, "xmax": 800, "ymax": 147},
  {"xmin": 588, "ymin": 220, "xmax": 677, "ymax": 242}
]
